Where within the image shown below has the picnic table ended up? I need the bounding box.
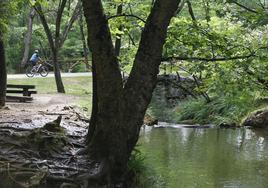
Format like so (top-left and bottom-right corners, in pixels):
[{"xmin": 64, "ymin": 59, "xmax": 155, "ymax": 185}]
[{"xmin": 6, "ymin": 84, "xmax": 37, "ymax": 102}]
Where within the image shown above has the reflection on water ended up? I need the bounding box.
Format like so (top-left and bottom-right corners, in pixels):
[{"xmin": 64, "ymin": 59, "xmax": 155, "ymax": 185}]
[{"xmin": 139, "ymin": 124, "xmax": 268, "ymax": 188}]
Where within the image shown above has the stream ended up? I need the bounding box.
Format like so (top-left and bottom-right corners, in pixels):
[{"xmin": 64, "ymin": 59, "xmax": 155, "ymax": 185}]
[{"xmin": 139, "ymin": 123, "xmax": 268, "ymax": 188}]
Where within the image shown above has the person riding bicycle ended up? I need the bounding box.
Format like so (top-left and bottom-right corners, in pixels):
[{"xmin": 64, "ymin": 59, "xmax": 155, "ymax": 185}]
[
  {"xmin": 29, "ymin": 50, "xmax": 41, "ymax": 66},
  {"xmin": 26, "ymin": 50, "xmax": 49, "ymax": 77}
]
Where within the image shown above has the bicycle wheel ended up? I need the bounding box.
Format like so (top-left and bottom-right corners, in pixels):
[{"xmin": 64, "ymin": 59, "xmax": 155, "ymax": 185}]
[
  {"xmin": 40, "ymin": 66, "xmax": 49, "ymax": 77},
  {"xmin": 26, "ymin": 66, "xmax": 34, "ymax": 77}
]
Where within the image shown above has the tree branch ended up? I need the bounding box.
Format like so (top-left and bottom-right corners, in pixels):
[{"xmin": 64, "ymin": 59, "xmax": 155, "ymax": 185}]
[
  {"xmin": 56, "ymin": 0, "xmax": 67, "ymax": 48},
  {"xmin": 186, "ymin": 0, "xmax": 197, "ymax": 23},
  {"xmin": 257, "ymin": 0, "xmax": 265, "ymax": 9},
  {"xmin": 175, "ymin": 0, "xmax": 186, "ymax": 15},
  {"xmin": 230, "ymin": 1, "xmax": 258, "ymax": 14},
  {"xmin": 34, "ymin": 4, "xmax": 55, "ymax": 52},
  {"xmin": 21, "ymin": 7, "xmax": 36, "ymax": 67},
  {"xmin": 59, "ymin": 1, "xmax": 82, "ymax": 48},
  {"xmin": 115, "ymin": 4, "xmax": 123, "ymax": 57},
  {"xmin": 107, "ymin": 14, "xmax": 146, "ymax": 23},
  {"xmin": 162, "ymin": 54, "xmax": 256, "ymax": 62}
]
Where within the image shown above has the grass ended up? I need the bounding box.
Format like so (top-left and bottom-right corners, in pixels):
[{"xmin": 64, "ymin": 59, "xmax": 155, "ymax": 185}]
[
  {"xmin": 148, "ymin": 88, "xmax": 268, "ymax": 126},
  {"xmin": 8, "ymin": 76, "xmax": 93, "ymax": 110},
  {"xmin": 171, "ymin": 95, "xmax": 268, "ymax": 125}
]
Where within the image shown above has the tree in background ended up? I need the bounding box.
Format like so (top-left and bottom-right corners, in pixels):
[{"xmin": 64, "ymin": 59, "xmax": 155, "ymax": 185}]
[
  {"xmin": 32, "ymin": 0, "xmax": 82, "ymax": 93},
  {"xmin": 20, "ymin": 7, "xmax": 35, "ymax": 69},
  {"xmin": 0, "ymin": 0, "xmax": 12, "ymax": 107},
  {"xmin": 82, "ymin": 0, "xmax": 182, "ymax": 186},
  {"xmin": 0, "ymin": 37, "xmax": 6, "ymax": 107}
]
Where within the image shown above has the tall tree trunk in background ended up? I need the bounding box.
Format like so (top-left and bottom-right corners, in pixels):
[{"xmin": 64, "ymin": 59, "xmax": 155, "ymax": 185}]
[
  {"xmin": 78, "ymin": 12, "xmax": 90, "ymax": 70},
  {"xmin": 0, "ymin": 38, "xmax": 7, "ymax": 107},
  {"xmin": 52, "ymin": 49, "xmax": 65, "ymax": 93},
  {"xmin": 54, "ymin": 0, "xmax": 67, "ymax": 93},
  {"xmin": 82, "ymin": 0, "xmax": 181, "ymax": 186},
  {"xmin": 114, "ymin": 3, "xmax": 123, "ymax": 57},
  {"xmin": 20, "ymin": 7, "xmax": 35, "ymax": 69}
]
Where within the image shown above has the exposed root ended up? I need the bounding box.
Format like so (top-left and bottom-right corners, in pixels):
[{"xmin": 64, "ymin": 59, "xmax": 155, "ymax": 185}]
[{"xmin": 0, "ymin": 105, "xmax": 92, "ymax": 187}]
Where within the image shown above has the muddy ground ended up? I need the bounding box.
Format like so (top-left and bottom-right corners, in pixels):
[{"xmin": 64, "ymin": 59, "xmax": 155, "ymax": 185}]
[{"xmin": 0, "ymin": 94, "xmax": 92, "ymax": 188}]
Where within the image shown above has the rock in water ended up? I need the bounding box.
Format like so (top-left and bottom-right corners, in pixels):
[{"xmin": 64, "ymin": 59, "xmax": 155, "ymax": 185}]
[
  {"xmin": 242, "ymin": 109, "xmax": 268, "ymax": 128},
  {"xmin": 219, "ymin": 122, "xmax": 237, "ymax": 128},
  {"xmin": 144, "ymin": 114, "xmax": 158, "ymax": 126}
]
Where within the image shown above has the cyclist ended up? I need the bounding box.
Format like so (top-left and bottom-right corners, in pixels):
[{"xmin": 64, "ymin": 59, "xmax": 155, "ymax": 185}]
[{"xmin": 29, "ymin": 50, "xmax": 41, "ymax": 66}]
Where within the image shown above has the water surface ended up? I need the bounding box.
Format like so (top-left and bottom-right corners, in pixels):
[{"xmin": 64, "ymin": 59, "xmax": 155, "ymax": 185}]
[{"xmin": 139, "ymin": 124, "xmax": 268, "ymax": 188}]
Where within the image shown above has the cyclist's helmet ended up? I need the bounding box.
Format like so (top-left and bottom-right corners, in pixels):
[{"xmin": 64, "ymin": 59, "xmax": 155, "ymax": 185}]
[{"xmin": 35, "ymin": 50, "xmax": 39, "ymax": 53}]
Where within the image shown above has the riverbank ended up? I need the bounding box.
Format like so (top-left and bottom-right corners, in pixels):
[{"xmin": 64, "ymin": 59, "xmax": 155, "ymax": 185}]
[{"xmin": 149, "ymin": 94, "xmax": 268, "ymax": 127}]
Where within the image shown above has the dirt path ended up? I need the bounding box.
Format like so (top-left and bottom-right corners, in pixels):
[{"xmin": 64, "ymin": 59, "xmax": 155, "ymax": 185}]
[
  {"xmin": 0, "ymin": 94, "xmax": 90, "ymax": 138},
  {"xmin": 1, "ymin": 94, "xmax": 84, "ymax": 129}
]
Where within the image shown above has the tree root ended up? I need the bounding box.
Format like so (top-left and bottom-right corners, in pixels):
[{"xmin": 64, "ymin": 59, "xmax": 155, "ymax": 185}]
[{"xmin": 0, "ymin": 106, "xmax": 94, "ymax": 187}]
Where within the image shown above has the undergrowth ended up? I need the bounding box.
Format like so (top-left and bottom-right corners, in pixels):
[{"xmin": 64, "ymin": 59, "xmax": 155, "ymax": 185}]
[
  {"xmin": 128, "ymin": 147, "xmax": 165, "ymax": 188},
  {"xmin": 172, "ymin": 94, "xmax": 267, "ymax": 125},
  {"xmin": 149, "ymin": 92, "xmax": 268, "ymax": 125}
]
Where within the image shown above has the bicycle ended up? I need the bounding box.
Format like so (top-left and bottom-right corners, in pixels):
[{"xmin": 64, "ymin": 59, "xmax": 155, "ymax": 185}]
[{"xmin": 26, "ymin": 60, "xmax": 52, "ymax": 77}]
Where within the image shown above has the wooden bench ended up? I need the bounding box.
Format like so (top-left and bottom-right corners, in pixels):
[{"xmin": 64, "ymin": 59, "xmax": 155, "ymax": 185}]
[
  {"xmin": 6, "ymin": 96, "xmax": 33, "ymax": 102},
  {"xmin": 7, "ymin": 84, "xmax": 37, "ymax": 97},
  {"xmin": 6, "ymin": 84, "xmax": 37, "ymax": 102}
]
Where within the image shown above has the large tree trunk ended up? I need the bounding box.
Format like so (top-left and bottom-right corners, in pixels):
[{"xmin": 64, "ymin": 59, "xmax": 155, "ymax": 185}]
[
  {"xmin": 0, "ymin": 38, "xmax": 7, "ymax": 107},
  {"xmin": 20, "ymin": 7, "xmax": 35, "ymax": 69},
  {"xmin": 82, "ymin": 0, "xmax": 181, "ymax": 186}
]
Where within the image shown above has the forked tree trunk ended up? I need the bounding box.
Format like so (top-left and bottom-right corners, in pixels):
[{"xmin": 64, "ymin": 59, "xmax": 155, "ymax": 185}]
[
  {"xmin": 34, "ymin": 1, "xmax": 81, "ymax": 93},
  {"xmin": 0, "ymin": 38, "xmax": 7, "ymax": 107},
  {"xmin": 35, "ymin": 3, "xmax": 66, "ymax": 93},
  {"xmin": 82, "ymin": 0, "xmax": 181, "ymax": 186}
]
